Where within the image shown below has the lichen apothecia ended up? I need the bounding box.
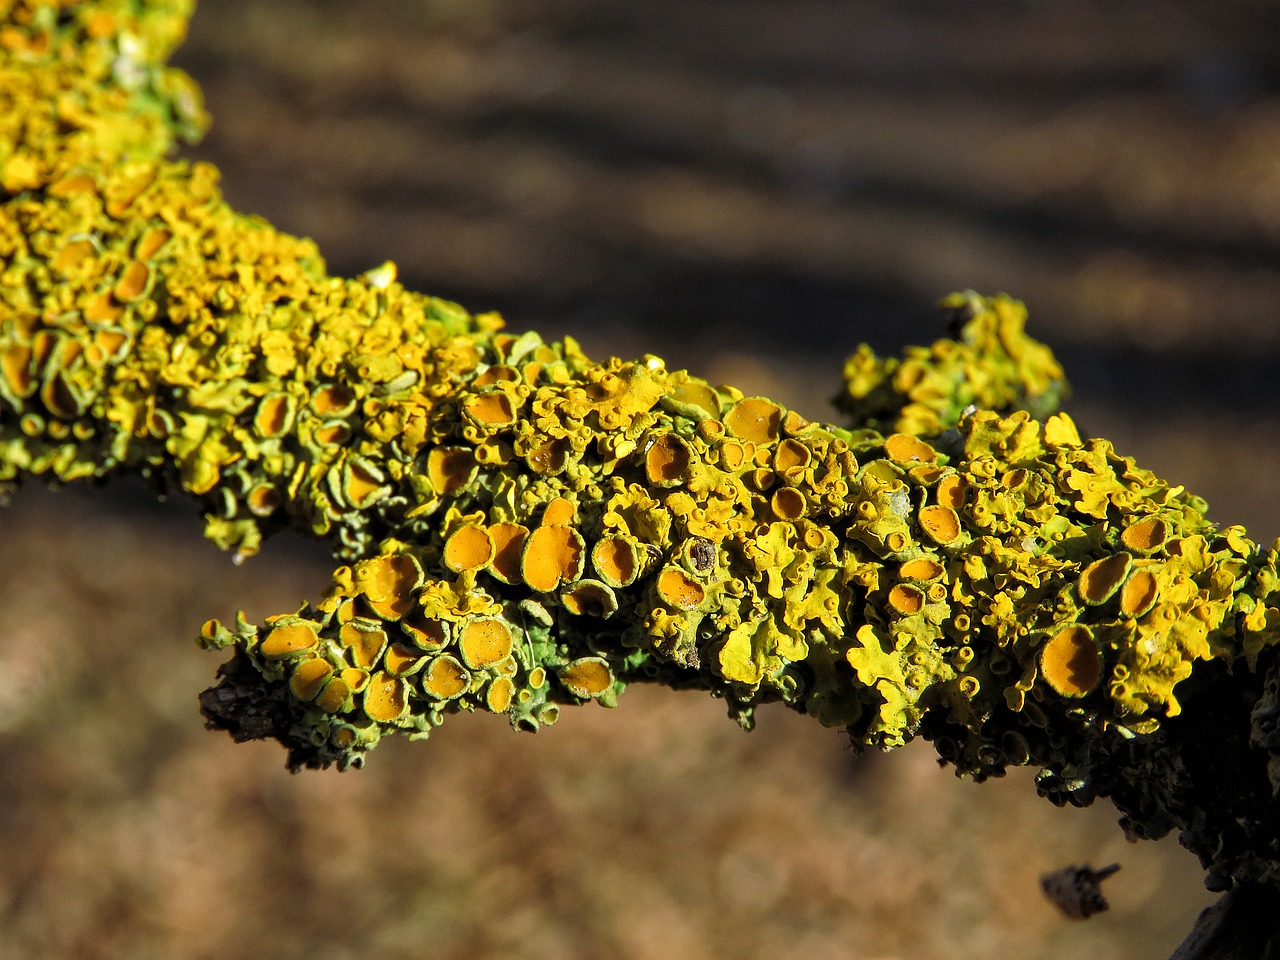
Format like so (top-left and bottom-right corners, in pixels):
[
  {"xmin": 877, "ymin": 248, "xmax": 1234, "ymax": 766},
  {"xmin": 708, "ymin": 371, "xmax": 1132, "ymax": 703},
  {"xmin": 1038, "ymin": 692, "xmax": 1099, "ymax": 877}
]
[{"xmin": 4, "ymin": 0, "xmax": 1280, "ymax": 893}]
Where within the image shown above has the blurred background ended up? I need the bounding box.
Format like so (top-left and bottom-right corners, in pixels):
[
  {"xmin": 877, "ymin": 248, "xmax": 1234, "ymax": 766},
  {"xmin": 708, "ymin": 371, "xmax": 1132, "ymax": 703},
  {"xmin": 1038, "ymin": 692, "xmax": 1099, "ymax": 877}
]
[{"xmin": 3, "ymin": 0, "xmax": 1280, "ymax": 956}]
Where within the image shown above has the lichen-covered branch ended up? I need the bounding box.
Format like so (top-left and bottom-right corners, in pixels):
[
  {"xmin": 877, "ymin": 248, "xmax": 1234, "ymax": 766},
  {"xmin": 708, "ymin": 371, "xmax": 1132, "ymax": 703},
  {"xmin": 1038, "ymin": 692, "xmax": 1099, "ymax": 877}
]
[{"xmin": 4, "ymin": 0, "xmax": 1280, "ymax": 895}]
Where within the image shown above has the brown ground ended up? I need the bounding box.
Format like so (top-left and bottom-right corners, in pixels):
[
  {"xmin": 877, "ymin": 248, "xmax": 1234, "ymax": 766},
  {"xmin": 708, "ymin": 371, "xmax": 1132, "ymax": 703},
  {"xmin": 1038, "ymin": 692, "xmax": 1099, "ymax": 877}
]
[{"xmin": 4, "ymin": 1, "xmax": 1280, "ymax": 957}]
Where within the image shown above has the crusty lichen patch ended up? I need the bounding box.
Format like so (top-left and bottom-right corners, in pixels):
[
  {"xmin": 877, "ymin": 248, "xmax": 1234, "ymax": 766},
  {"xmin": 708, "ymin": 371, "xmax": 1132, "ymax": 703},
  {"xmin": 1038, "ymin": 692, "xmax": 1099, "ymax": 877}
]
[{"xmin": 7, "ymin": 0, "xmax": 1280, "ymax": 894}]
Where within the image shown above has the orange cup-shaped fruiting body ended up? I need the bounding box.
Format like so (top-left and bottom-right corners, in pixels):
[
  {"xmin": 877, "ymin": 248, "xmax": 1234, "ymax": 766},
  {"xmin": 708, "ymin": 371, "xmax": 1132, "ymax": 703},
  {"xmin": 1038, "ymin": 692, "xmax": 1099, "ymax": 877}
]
[
  {"xmin": 918, "ymin": 504, "xmax": 961, "ymax": 545},
  {"xmin": 562, "ymin": 580, "xmax": 619, "ymax": 618},
  {"xmin": 1040, "ymin": 625, "xmax": 1103, "ymax": 698},
  {"xmin": 444, "ymin": 524, "xmax": 494, "ymax": 573},
  {"xmin": 900, "ymin": 557, "xmax": 944, "ymax": 581},
  {"xmin": 488, "ymin": 523, "xmax": 529, "ymax": 584},
  {"xmin": 887, "ymin": 583, "xmax": 925, "ymax": 615},
  {"xmin": 521, "ymin": 525, "xmax": 585, "ymax": 592},
  {"xmin": 592, "ymin": 535, "xmax": 640, "ymax": 588},
  {"xmin": 656, "ymin": 566, "xmax": 706, "ymax": 611},
  {"xmin": 1121, "ymin": 517, "xmax": 1169, "ymax": 555},
  {"xmin": 363, "ymin": 672, "xmax": 409, "ymax": 723},
  {"xmin": 1119, "ymin": 569, "xmax": 1160, "ymax": 618},
  {"xmin": 1078, "ymin": 553, "xmax": 1133, "ymax": 606},
  {"xmin": 645, "ymin": 433, "xmax": 691, "ymax": 487},
  {"xmin": 260, "ymin": 621, "xmax": 319, "ymax": 660},
  {"xmin": 457, "ymin": 617, "xmax": 514, "ymax": 670},
  {"xmin": 884, "ymin": 433, "xmax": 937, "ymax": 464},
  {"xmin": 724, "ymin": 397, "xmax": 783, "ymax": 444},
  {"xmin": 290, "ymin": 658, "xmax": 334, "ymax": 701},
  {"xmin": 422, "ymin": 655, "xmax": 470, "ymax": 700},
  {"xmin": 558, "ymin": 657, "xmax": 615, "ymax": 699}
]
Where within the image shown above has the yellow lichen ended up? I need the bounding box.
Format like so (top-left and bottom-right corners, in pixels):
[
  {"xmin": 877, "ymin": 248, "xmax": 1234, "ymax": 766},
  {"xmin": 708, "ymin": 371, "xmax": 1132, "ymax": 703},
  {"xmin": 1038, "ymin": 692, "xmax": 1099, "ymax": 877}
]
[
  {"xmin": 260, "ymin": 621, "xmax": 319, "ymax": 660},
  {"xmin": 289, "ymin": 658, "xmax": 334, "ymax": 702},
  {"xmin": 558, "ymin": 657, "xmax": 614, "ymax": 698},
  {"xmin": 1039, "ymin": 626, "xmax": 1102, "ymax": 698},
  {"xmin": 724, "ymin": 397, "xmax": 782, "ymax": 444},
  {"xmin": 11, "ymin": 0, "xmax": 1280, "ymax": 890},
  {"xmin": 421, "ymin": 655, "xmax": 470, "ymax": 700},
  {"xmin": 1078, "ymin": 553, "xmax": 1133, "ymax": 606},
  {"xmin": 443, "ymin": 524, "xmax": 494, "ymax": 573},
  {"xmin": 591, "ymin": 535, "xmax": 640, "ymax": 588},
  {"xmin": 918, "ymin": 505, "xmax": 961, "ymax": 545},
  {"xmin": 522, "ymin": 525, "xmax": 584, "ymax": 593},
  {"xmin": 656, "ymin": 567, "xmax": 705, "ymax": 610},
  {"xmin": 456, "ymin": 617, "xmax": 513, "ymax": 669}
]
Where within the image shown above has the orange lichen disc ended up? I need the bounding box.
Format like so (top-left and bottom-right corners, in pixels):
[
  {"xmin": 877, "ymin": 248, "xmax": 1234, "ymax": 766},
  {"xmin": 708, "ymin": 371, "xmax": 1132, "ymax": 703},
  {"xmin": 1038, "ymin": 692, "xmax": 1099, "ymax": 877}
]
[
  {"xmin": 259, "ymin": 621, "xmax": 319, "ymax": 660},
  {"xmin": 669, "ymin": 379, "xmax": 720, "ymax": 416},
  {"xmin": 457, "ymin": 617, "xmax": 514, "ymax": 669},
  {"xmin": 558, "ymin": 657, "xmax": 614, "ymax": 698},
  {"xmin": 472, "ymin": 364, "xmax": 519, "ymax": 387},
  {"xmin": 936, "ymin": 475, "xmax": 967, "ymax": 509},
  {"xmin": 311, "ymin": 383, "xmax": 355, "ymax": 416},
  {"xmin": 356, "ymin": 554, "xmax": 420, "ymax": 620},
  {"xmin": 0, "ymin": 344, "xmax": 33, "ymax": 396},
  {"xmin": 254, "ymin": 393, "xmax": 293, "ymax": 438},
  {"xmin": 341, "ymin": 667, "xmax": 371, "ymax": 694},
  {"xmin": 246, "ymin": 483, "xmax": 281, "ymax": 516},
  {"xmin": 344, "ymin": 458, "xmax": 384, "ymax": 508},
  {"xmin": 561, "ymin": 580, "xmax": 618, "ymax": 618},
  {"xmin": 770, "ymin": 487, "xmax": 805, "ymax": 521},
  {"xmin": 900, "ymin": 557, "xmax": 944, "ymax": 581},
  {"xmin": 135, "ymin": 226, "xmax": 171, "ymax": 260},
  {"xmin": 1040, "ymin": 626, "xmax": 1102, "ymax": 698},
  {"xmin": 426, "ymin": 446, "xmax": 477, "ymax": 495},
  {"xmin": 592, "ymin": 535, "xmax": 639, "ymax": 588},
  {"xmin": 772, "ymin": 438, "xmax": 811, "ymax": 475},
  {"xmin": 289, "ymin": 658, "xmax": 334, "ymax": 702},
  {"xmin": 315, "ymin": 422, "xmax": 352, "ymax": 446},
  {"xmin": 443, "ymin": 524, "xmax": 494, "ymax": 573},
  {"xmin": 918, "ymin": 504, "xmax": 961, "ymax": 544},
  {"xmin": 53, "ymin": 238, "xmax": 95, "ymax": 273},
  {"xmin": 1121, "ymin": 517, "xmax": 1168, "ymax": 555},
  {"xmin": 1119, "ymin": 569, "xmax": 1160, "ymax": 618},
  {"xmin": 1078, "ymin": 552, "xmax": 1133, "ymax": 606},
  {"xmin": 422, "ymin": 655, "xmax": 469, "ymax": 700},
  {"xmin": 401, "ymin": 611, "xmax": 448, "ymax": 651},
  {"xmin": 383, "ymin": 642, "xmax": 425, "ymax": 677},
  {"xmin": 314, "ymin": 676, "xmax": 353, "ymax": 713},
  {"xmin": 884, "ymin": 433, "xmax": 937, "ymax": 464},
  {"xmin": 362, "ymin": 671, "xmax": 409, "ymax": 723},
  {"xmin": 887, "ymin": 583, "xmax": 925, "ymax": 615},
  {"xmin": 488, "ymin": 522, "xmax": 529, "ymax": 584},
  {"xmin": 485, "ymin": 676, "xmax": 516, "ymax": 713},
  {"xmin": 542, "ymin": 497, "xmax": 576, "ymax": 527},
  {"xmin": 526, "ymin": 437, "xmax": 568, "ymax": 475},
  {"xmin": 657, "ymin": 567, "xmax": 705, "ymax": 610},
  {"xmin": 465, "ymin": 390, "xmax": 516, "ymax": 426},
  {"xmin": 340, "ymin": 622, "xmax": 388, "ymax": 670},
  {"xmin": 522, "ymin": 525, "xmax": 584, "ymax": 592},
  {"xmin": 724, "ymin": 397, "xmax": 783, "ymax": 444},
  {"xmin": 645, "ymin": 433, "xmax": 691, "ymax": 486},
  {"xmin": 112, "ymin": 260, "xmax": 150, "ymax": 301}
]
